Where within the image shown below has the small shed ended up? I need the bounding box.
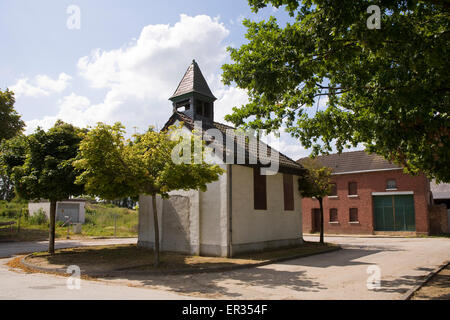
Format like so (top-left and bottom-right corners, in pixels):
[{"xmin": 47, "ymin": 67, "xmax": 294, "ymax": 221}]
[{"xmin": 28, "ymin": 199, "xmax": 86, "ymax": 223}]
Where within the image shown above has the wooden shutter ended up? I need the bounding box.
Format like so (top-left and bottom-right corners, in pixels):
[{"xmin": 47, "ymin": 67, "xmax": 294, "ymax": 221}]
[
  {"xmin": 253, "ymin": 167, "xmax": 267, "ymax": 210},
  {"xmin": 349, "ymin": 208, "xmax": 358, "ymax": 222},
  {"xmin": 283, "ymin": 173, "xmax": 294, "ymax": 211},
  {"xmin": 348, "ymin": 182, "xmax": 357, "ymax": 195},
  {"xmin": 329, "ymin": 208, "xmax": 338, "ymax": 222}
]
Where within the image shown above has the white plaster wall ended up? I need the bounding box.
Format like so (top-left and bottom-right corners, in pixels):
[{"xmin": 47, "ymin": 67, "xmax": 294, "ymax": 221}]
[
  {"xmin": 166, "ymin": 189, "xmax": 200, "ymax": 255},
  {"xmin": 28, "ymin": 201, "xmax": 86, "ymax": 223},
  {"xmin": 199, "ymin": 163, "xmax": 229, "ymax": 256},
  {"xmin": 79, "ymin": 202, "xmax": 85, "ymax": 223},
  {"xmin": 28, "ymin": 202, "xmax": 51, "ymax": 218},
  {"xmin": 138, "ymin": 195, "xmax": 163, "ymax": 248},
  {"xmin": 231, "ymin": 165, "xmax": 303, "ymax": 245}
]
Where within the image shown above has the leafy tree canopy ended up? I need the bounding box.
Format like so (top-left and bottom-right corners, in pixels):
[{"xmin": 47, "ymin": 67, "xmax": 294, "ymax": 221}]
[
  {"xmin": 2, "ymin": 121, "xmax": 85, "ymax": 201},
  {"xmin": 297, "ymin": 157, "xmax": 333, "ymax": 199},
  {"xmin": 297, "ymin": 157, "xmax": 333, "ymax": 243},
  {"xmin": 222, "ymin": 0, "xmax": 450, "ymax": 182},
  {"xmin": 0, "ymin": 135, "xmax": 28, "ymax": 201},
  {"xmin": 74, "ymin": 123, "xmax": 225, "ymax": 199},
  {"xmin": 0, "ymin": 89, "xmax": 25, "ymax": 142},
  {"xmin": 1, "ymin": 121, "xmax": 86, "ymax": 253}
]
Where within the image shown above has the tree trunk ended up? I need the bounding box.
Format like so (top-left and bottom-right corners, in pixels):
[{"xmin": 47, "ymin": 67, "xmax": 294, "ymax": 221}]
[
  {"xmin": 152, "ymin": 194, "xmax": 160, "ymax": 267},
  {"xmin": 49, "ymin": 200, "xmax": 57, "ymax": 254},
  {"xmin": 318, "ymin": 197, "xmax": 324, "ymax": 244}
]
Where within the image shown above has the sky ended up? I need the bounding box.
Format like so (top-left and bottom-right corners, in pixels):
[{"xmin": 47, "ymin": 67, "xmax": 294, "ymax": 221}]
[{"xmin": 0, "ymin": 0, "xmax": 361, "ymax": 160}]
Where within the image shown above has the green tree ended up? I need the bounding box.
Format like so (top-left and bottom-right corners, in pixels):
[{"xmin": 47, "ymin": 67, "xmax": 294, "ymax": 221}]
[
  {"xmin": 74, "ymin": 123, "xmax": 224, "ymax": 266},
  {"xmin": 0, "ymin": 135, "xmax": 28, "ymax": 201},
  {"xmin": 1, "ymin": 121, "xmax": 85, "ymax": 253},
  {"xmin": 222, "ymin": 0, "xmax": 450, "ymax": 182},
  {"xmin": 297, "ymin": 158, "xmax": 333, "ymax": 243},
  {"xmin": 0, "ymin": 89, "xmax": 25, "ymax": 142},
  {"xmin": 0, "ymin": 89, "xmax": 25, "ymax": 200}
]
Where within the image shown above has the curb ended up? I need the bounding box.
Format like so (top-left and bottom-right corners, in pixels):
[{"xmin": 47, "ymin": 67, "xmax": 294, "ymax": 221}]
[
  {"xmin": 304, "ymin": 233, "xmax": 417, "ymax": 239},
  {"xmin": 20, "ymin": 245, "xmax": 341, "ymax": 277},
  {"xmin": 401, "ymin": 261, "xmax": 449, "ymax": 300}
]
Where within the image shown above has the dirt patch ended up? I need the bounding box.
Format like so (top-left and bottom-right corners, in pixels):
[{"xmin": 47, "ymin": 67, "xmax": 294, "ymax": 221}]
[
  {"xmin": 412, "ymin": 263, "xmax": 450, "ymax": 300},
  {"xmin": 21, "ymin": 242, "xmax": 339, "ymax": 276}
]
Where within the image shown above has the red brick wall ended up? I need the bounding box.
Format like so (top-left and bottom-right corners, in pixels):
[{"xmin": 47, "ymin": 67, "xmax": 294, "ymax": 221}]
[{"xmin": 301, "ymin": 170, "xmax": 430, "ymax": 235}]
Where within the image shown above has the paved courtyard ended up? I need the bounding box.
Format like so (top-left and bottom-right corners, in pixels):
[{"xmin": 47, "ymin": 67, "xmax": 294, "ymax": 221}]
[{"xmin": 1, "ymin": 236, "xmax": 449, "ymax": 299}]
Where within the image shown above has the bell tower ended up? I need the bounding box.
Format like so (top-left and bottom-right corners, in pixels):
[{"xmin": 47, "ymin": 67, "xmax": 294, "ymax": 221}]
[{"xmin": 169, "ymin": 60, "xmax": 217, "ymax": 123}]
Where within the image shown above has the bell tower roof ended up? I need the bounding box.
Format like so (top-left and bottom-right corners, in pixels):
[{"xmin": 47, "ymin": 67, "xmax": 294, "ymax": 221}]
[{"xmin": 169, "ymin": 60, "xmax": 216, "ymax": 101}]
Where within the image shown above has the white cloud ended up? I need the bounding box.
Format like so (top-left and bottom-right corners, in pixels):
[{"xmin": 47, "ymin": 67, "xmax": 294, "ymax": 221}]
[
  {"xmin": 36, "ymin": 73, "xmax": 72, "ymax": 93},
  {"xmin": 77, "ymin": 14, "xmax": 229, "ymax": 101},
  {"xmin": 25, "ymin": 93, "xmax": 91, "ymax": 133},
  {"xmin": 38, "ymin": 14, "xmax": 230, "ymax": 133},
  {"xmin": 214, "ymin": 86, "xmax": 249, "ymax": 125},
  {"xmin": 26, "ymin": 14, "xmax": 233, "ymax": 133},
  {"xmin": 23, "ymin": 13, "xmax": 316, "ymax": 162},
  {"xmin": 10, "ymin": 73, "xmax": 72, "ymax": 98}
]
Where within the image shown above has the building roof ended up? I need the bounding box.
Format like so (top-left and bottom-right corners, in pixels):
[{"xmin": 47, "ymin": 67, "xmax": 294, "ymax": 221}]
[
  {"xmin": 163, "ymin": 111, "xmax": 306, "ymax": 175},
  {"xmin": 430, "ymin": 181, "xmax": 450, "ymax": 199},
  {"xmin": 169, "ymin": 60, "xmax": 216, "ymax": 101},
  {"xmin": 298, "ymin": 150, "xmax": 401, "ymax": 174}
]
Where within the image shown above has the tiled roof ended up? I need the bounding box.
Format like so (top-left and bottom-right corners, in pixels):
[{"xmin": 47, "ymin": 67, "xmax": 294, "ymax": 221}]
[
  {"xmin": 170, "ymin": 60, "xmax": 216, "ymax": 100},
  {"xmin": 298, "ymin": 150, "xmax": 401, "ymax": 174},
  {"xmin": 163, "ymin": 112, "xmax": 306, "ymax": 175}
]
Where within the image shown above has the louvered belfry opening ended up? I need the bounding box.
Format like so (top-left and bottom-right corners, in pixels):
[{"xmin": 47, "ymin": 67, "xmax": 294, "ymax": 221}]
[{"xmin": 169, "ymin": 60, "xmax": 217, "ymax": 123}]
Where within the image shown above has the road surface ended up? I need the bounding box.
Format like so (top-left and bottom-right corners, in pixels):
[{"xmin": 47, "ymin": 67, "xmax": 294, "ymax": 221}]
[
  {"xmin": 0, "ymin": 237, "xmax": 194, "ymax": 300},
  {"xmin": 1, "ymin": 236, "xmax": 449, "ymax": 299}
]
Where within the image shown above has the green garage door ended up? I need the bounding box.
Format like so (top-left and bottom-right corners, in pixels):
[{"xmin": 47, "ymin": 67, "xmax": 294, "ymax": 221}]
[{"xmin": 373, "ymin": 195, "xmax": 415, "ymax": 231}]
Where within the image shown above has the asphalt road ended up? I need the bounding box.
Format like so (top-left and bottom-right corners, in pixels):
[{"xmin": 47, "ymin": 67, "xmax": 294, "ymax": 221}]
[
  {"xmin": 0, "ymin": 237, "xmax": 195, "ymax": 300},
  {"xmin": 0, "ymin": 238, "xmax": 137, "ymax": 258},
  {"xmin": 1, "ymin": 236, "xmax": 449, "ymax": 299},
  {"xmin": 99, "ymin": 236, "xmax": 450, "ymax": 300}
]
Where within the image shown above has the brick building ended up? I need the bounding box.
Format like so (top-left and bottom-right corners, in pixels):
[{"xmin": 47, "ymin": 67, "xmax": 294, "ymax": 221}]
[{"xmin": 299, "ymin": 151, "xmax": 432, "ymax": 235}]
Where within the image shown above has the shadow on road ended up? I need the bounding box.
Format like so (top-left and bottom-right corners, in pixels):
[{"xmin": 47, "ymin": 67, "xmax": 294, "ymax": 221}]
[{"xmin": 104, "ymin": 267, "xmax": 327, "ymax": 298}]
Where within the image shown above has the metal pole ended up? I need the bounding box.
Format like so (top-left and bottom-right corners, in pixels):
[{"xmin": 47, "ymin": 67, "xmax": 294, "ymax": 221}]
[
  {"xmin": 17, "ymin": 209, "xmax": 21, "ymax": 233},
  {"xmin": 65, "ymin": 216, "xmax": 70, "ymax": 239},
  {"xmin": 114, "ymin": 214, "xmax": 117, "ymax": 238}
]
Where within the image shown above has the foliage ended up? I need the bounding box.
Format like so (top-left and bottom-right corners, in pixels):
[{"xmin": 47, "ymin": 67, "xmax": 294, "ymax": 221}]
[
  {"xmin": 0, "ymin": 175, "xmax": 15, "ymax": 201},
  {"xmin": 0, "ymin": 88, "xmax": 25, "ymax": 201},
  {"xmin": 0, "ymin": 134, "xmax": 28, "ymax": 201},
  {"xmin": 297, "ymin": 157, "xmax": 333, "ymax": 243},
  {"xmin": 0, "ymin": 89, "xmax": 25, "ymax": 142},
  {"xmin": 83, "ymin": 203, "xmax": 138, "ymax": 236},
  {"xmin": 0, "ymin": 200, "xmax": 27, "ymax": 219},
  {"xmin": 222, "ymin": 0, "xmax": 450, "ymax": 182},
  {"xmin": 297, "ymin": 158, "xmax": 333, "ymax": 199},
  {"xmin": 74, "ymin": 122, "xmax": 225, "ymax": 199},
  {"xmin": 0, "ymin": 201, "xmax": 137, "ymax": 240},
  {"xmin": 29, "ymin": 209, "xmax": 48, "ymax": 226},
  {"xmin": 74, "ymin": 122, "xmax": 225, "ymax": 265},
  {"xmin": 0, "ymin": 121, "xmax": 86, "ymax": 253},
  {"xmin": 7, "ymin": 121, "xmax": 86, "ymax": 201}
]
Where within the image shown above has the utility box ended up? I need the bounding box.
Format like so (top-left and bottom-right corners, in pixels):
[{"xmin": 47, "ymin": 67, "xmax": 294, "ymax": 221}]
[{"xmin": 72, "ymin": 223, "xmax": 82, "ymax": 234}]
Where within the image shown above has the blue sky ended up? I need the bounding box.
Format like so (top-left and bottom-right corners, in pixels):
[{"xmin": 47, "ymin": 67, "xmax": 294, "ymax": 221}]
[{"xmin": 1, "ymin": 0, "xmax": 355, "ymax": 160}]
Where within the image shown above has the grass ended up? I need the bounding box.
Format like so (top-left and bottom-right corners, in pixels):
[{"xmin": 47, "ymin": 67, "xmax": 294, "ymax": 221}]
[
  {"xmin": 0, "ymin": 201, "xmax": 138, "ymax": 241},
  {"xmin": 24, "ymin": 241, "xmax": 339, "ymax": 275},
  {"xmin": 82, "ymin": 203, "xmax": 138, "ymax": 237}
]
